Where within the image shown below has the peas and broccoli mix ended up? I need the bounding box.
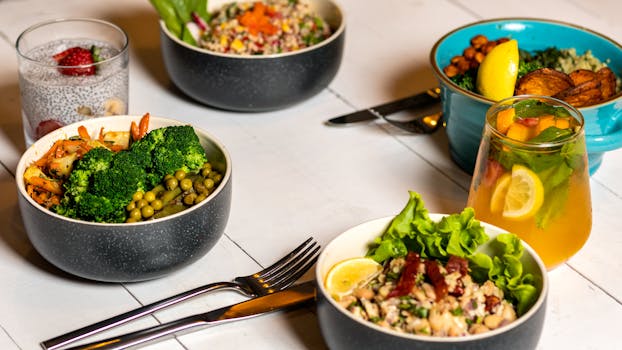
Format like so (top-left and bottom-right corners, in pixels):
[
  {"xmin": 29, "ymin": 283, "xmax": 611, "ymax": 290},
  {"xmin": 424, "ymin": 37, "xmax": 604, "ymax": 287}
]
[{"xmin": 25, "ymin": 122, "xmax": 223, "ymax": 223}]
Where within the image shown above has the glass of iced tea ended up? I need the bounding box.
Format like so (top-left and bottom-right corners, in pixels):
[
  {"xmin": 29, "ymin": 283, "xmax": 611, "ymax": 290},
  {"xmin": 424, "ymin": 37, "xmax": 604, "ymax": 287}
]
[
  {"xmin": 16, "ymin": 18, "xmax": 129, "ymax": 146},
  {"xmin": 467, "ymin": 95, "xmax": 591, "ymax": 269}
]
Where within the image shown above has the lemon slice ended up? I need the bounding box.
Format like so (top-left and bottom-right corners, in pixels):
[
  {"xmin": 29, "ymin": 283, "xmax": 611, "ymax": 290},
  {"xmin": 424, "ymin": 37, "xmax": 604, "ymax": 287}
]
[
  {"xmin": 324, "ymin": 257, "xmax": 382, "ymax": 299},
  {"xmin": 501, "ymin": 165, "xmax": 544, "ymax": 220},
  {"xmin": 476, "ymin": 39, "xmax": 519, "ymax": 101},
  {"xmin": 490, "ymin": 172, "xmax": 512, "ymax": 214}
]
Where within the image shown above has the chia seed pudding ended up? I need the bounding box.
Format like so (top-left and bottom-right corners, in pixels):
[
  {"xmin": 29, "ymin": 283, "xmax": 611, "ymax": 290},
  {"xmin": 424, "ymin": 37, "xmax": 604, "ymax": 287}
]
[{"xmin": 18, "ymin": 38, "xmax": 128, "ymax": 146}]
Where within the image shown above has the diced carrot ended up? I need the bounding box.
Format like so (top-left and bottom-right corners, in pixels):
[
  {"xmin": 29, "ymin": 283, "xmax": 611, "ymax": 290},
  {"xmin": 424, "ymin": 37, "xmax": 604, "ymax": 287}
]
[
  {"xmin": 28, "ymin": 176, "xmax": 63, "ymax": 195},
  {"xmin": 496, "ymin": 108, "xmax": 515, "ymax": 134},
  {"xmin": 555, "ymin": 117, "xmax": 570, "ymax": 129},
  {"xmin": 536, "ymin": 115, "xmax": 556, "ymax": 135},
  {"xmin": 506, "ymin": 123, "xmax": 531, "ymax": 142}
]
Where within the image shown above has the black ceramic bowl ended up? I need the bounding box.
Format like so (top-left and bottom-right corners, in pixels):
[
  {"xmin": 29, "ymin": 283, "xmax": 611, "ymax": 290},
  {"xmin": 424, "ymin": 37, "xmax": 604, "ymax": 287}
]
[
  {"xmin": 16, "ymin": 116, "xmax": 232, "ymax": 282},
  {"xmin": 159, "ymin": 0, "xmax": 345, "ymax": 112},
  {"xmin": 316, "ymin": 215, "xmax": 548, "ymax": 350}
]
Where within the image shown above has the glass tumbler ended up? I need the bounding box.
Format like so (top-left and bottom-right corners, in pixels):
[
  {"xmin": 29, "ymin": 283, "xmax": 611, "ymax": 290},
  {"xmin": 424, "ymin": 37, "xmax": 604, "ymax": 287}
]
[
  {"xmin": 16, "ymin": 18, "xmax": 129, "ymax": 146},
  {"xmin": 467, "ymin": 95, "xmax": 592, "ymax": 269}
]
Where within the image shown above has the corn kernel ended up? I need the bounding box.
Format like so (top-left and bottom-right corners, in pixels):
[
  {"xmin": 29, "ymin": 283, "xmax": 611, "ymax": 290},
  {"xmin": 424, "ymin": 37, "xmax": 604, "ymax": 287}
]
[
  {"xmin": 231, "ymin": 38, "xmax": 244, "ymax": 51},
  {"xmin": 282, "ymin": 22, "xmax": 291, "ymax": 33},
  {"xmin": 220, "ymin": 35, "xmax": 228, "ymax": 47}
]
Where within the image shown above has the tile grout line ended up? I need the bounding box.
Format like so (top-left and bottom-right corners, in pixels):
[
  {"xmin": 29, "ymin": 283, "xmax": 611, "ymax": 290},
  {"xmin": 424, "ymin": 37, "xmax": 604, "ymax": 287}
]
[{"xmin": 0, "ymin": 323, "xmax": 23, "ymax": 350}]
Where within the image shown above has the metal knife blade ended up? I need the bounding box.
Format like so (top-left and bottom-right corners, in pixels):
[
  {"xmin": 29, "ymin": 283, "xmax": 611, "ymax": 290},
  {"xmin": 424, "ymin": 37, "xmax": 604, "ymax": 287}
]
[
  {"xmin": 326, "ymin": 87, "xmax": 441, "ymax": 125},
  {"xmin": 65, "ymin": 282, "xmax": 317, "ymax": 350}
]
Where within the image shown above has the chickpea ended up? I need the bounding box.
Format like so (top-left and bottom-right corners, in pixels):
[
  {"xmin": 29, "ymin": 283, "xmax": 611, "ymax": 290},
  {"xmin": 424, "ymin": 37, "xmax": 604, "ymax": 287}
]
[
  {"xmin": 141, "ymin": 205, "xmax": 154, "ymax": 218},
  {"xmin": 184, "ymin": 193, "xmax": 197, "ymax": 205},
  {"xmin": 174, "ymin": 170, "xmax": 186, "ymax": 181},
  {"xmin": 126, "ymin": 217, "xmax": 138, "ymax": 223},
  {"xmin": 151, "ymin": 199, "xmax": 163, "ymax": 211},
  {"xmin": 474, "ymin": 51, "xmax": 486, "ymax": 63},
  {"xmin": 180, "ymin": 178, "xmax": 193, "ymax": 191},
  {"xmin": 481, "ymin": 41, "xmax": 497, "ymax": 54},
  {"xmin": 470, "ymin": 34, "xmax": 488, "ymax": 49},
  {"xmin": 132, "ymin": 191, "xmax": 144, "ymax": 202},
  {"xmin": 463, "ymin": 46, "xmax": 477, "ymax": 60},
  {"xmin": 143, "ymin": 191, "xmax": 156, "ymax": 202},
  {"xmin": 443, "ymin": 64, "xmax": 460, "ymax": 78},
  {"xmin": 130, "ymin": 208, "xmax": 142, "ymax": 220},
  {"xmin": 166, "ymin": 177, "xmax": 178, "ymax": 191}
]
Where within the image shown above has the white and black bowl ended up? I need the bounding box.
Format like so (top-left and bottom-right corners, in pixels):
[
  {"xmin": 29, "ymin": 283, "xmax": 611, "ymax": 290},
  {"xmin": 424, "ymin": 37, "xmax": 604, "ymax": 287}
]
[
  {"xmin": 159, "ymin": 0, "xmax": 346, "ymax": 112},
  {"xmin": 16, "ymin": 116, "xmax": 232, "ymax": 282},
  {"xmin": 316, "ymin": 215, "xmax": 548, "ymax": 350}
]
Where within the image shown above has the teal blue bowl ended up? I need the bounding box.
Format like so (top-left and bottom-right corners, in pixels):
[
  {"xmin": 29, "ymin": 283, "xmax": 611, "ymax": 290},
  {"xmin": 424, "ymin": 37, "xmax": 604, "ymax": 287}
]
[{"xmin": 430, "ymin": 18, "xmax": 622, "ymax": 174}]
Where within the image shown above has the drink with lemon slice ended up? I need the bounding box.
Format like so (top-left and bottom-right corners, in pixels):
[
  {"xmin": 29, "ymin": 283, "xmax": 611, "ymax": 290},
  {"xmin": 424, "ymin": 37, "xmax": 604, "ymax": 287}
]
[{"xmin": 467, "ymin": 95, "xmax": 591, "ymax": 269}]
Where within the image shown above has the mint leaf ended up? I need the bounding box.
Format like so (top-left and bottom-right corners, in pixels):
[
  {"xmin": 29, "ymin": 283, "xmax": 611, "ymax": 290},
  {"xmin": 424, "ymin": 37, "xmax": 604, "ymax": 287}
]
[{"xmin": 514, "ymin": 99, "xmax": 570, "ymax": 118}]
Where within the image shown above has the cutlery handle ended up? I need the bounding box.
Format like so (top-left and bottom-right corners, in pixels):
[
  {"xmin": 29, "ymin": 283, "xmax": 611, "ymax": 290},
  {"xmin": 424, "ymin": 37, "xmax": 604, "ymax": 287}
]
[
  {"xmin": 40, "ymin": 281, "xmax": 241, "ymax": 350},
  {"xmin": 65, "ymin": 314, "xmax": 211, "ymax": 350},
  {"xmin": 372, "ymin": 87, "xmax": 440, "ymax": 116}
]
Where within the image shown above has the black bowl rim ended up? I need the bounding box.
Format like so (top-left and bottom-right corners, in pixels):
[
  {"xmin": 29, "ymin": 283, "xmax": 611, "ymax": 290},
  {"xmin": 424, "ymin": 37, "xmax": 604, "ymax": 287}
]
[
  {"xmin": 16, "ymin": 115, "xmax": 232, "ymax": 227},
  {"xmin": 316, "ymin": 215, "xmax": 549, "ymax": 343},
  {"xmin": 159, "ymin": 0, "xmax": 346, "ymax": 60},
  {"xmin": 429, "ymin": 17, "xmax": 622, "ymax": 108}
]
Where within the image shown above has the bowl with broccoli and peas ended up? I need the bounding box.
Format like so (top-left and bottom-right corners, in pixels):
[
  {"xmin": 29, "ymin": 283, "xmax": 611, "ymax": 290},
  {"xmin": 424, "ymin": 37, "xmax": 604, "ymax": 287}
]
[
  {"xmin": 16, "ymin": 115, "xmax": 232, "ymax": 282},
  {"xmin": 430, "ymin": 18, "xmax": 622, "ymax": 175}
]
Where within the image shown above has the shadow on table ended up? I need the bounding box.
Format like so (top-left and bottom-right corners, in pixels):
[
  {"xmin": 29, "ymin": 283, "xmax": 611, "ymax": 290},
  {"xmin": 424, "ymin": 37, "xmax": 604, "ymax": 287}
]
[
  {"xmin": 0, "ymin": 79, "xmax": 26, "ymax": 155},
  {"xmin": 0, "ymin": 169, "xmax": 86, "ymax": 283}
]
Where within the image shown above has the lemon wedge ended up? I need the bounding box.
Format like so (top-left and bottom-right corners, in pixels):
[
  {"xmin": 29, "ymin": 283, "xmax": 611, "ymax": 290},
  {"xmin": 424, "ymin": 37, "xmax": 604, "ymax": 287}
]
[
  {"xmin": 476, "ymin": 39, "xmax": 519, "ymax": 101},
  {"xmin": 324, "ymin": 257, "xmax": 382, "ymax": 299},
  {"xmin": 495, "ymin": 165, "xmax": 544, "ymax": 220}
]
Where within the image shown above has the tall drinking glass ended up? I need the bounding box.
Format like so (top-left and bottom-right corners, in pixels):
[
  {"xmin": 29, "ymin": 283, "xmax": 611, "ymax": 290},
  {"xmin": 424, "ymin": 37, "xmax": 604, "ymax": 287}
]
[
  {"xmin": 467, "ymin": 95, "xmax": 592, "ymax": 269},
  {"xmin": 16, "ymin": 18, "xmax": 129, "ymax": 146}
]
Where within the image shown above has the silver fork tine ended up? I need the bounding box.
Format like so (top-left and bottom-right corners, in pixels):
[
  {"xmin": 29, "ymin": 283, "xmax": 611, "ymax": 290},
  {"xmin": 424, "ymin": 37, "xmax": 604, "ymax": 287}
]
[
  {"xmin": 254, "ymin": 237, "xmax": 314, "ymax": 278},
  {"xmin": 268, "ymin": 246, "xmax": 320, "ymax": 291},
  {"xmin": 259, "ymin": 239, "xmax": 319, "ymax": 282}
]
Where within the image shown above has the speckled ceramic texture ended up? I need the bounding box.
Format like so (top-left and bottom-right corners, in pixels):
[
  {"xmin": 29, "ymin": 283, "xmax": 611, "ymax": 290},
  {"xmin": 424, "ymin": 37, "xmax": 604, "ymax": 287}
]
[
  {"xmin": 430, "ymin": 18, "xmax": 622, "ymax": 175},
  {"xmin": 316, "ymin": 215, "xmax": 548, "ymax": 350},
  {"xmin": 16, "ymin": 116, "xmax": 232, "ymax": 282},
  {"xmin": 158, "ymin": 0, "xmax": 345, "ymax": 112}
]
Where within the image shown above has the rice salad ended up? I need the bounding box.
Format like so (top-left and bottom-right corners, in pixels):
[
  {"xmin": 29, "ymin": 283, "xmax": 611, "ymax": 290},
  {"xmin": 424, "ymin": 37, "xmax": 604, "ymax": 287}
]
[
  {"xmin": 200, "ymin": 0, "xmax": 332, "ymax": 55},
  {"xmin": 330, "ymin": 191, "xmax": 540, "ymax": 338}
]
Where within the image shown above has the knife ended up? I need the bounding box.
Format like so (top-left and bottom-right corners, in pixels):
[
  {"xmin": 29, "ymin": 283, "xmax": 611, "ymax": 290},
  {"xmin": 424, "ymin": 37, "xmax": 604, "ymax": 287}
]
[
  {"xmin": 61, "ymin": 281, "xmax": 317, "ymax": 350},
  {"xmin": 326, "ymin": 87, "xmax": 441, "ymax": 125}
]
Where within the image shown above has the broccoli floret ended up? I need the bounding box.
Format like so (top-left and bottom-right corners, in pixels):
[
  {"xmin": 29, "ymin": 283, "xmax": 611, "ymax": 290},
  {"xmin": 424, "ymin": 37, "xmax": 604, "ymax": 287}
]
[{"xmin": 53, "ymin": 125, "xmax": 208, "ymax": 223}]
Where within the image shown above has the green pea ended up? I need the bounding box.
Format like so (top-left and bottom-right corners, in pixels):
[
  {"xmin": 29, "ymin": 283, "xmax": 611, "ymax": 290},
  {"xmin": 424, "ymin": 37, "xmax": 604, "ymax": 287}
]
[
  {"xmin": 144, "ymin": 191, "xmax": 156, "ymax": 202},
  {"xmin": 174, "ymin": 170, "xmax": 187, "ymax": 181},
  {"xmin": 212, "ymin": 173, "xmax": 222, "ymax": 183},
  {"xmin": 132, "ymin": 191, "xmax": 144, "ymax": 202},
  {"xmin": 141, "ymin": 205, "xmax": 155, "ymax": 218},
  {"xmin": 180, "ymin": 178, "xmax": 193, "ymax": 191},
  {"xmin": 126, "ymin": 217, "xmax": 138, "ymax": 223},
  {"xmin": 151, "ymin": 199, "xmax": 163, "ymax": 211},
  {"xmin": 130, "ymin": 208, "xmax": 142, "ymax": 220},
  {"xmin": 183, "ymin": 193, "xmax": 197, "ymax": 206},
  {"xmin": 136, "ymin": 199, "xmax": 149, "ymax": 209},
  {"xmin": 166, "ymin": 177, "xmax": 179, "ymax": 191},
  {"xmin": 201, "ymin": 167, "xmax": 211, "ymax": 177},
  {"xmin": 126, "ymin": 201, "xmax": 136, "ymax": 211},
  {"xmin": 194, "ymin": 181, "xmax": 208, "ymax": 194},
  {"xmin": 204, "ymin": 178, "xmax": 215, "ymax": 190},
  {"xmin": 195, "ymin": 193, "xmax": 207, "ymax": 204}
]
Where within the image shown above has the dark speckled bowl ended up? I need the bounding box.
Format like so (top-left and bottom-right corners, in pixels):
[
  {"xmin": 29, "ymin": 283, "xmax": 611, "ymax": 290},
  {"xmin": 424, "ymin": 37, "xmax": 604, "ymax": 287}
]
[
  {"xmin": 16, "ymin": 116, "xmax": 232, "ymax": 282},
  {"xmin": 316, "ymin": 215, "xmax": 548, "ymax": 350},
  {"xmin": 159, "ymin": 0, "xmax": 345, "ymax": 112}
]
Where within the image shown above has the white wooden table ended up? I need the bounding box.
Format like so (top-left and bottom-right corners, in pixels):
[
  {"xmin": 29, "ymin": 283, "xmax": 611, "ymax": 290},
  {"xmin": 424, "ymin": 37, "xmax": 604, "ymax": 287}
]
[{"xmin": 1, "ymin": 0, "xmax": 621, "ymax": 349}]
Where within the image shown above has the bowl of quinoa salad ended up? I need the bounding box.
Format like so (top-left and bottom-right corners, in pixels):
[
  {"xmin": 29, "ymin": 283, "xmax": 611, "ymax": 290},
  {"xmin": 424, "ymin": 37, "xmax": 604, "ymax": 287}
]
[
  {"xmin": 158, "ymin": 0, "xmax": 345, "ymax": 111},
  {"xmin": 316, "ymin": 193, "xmax": 548, "ymax": 350},
  {"xmin": 430, "ymin": 18, "xmax": 622, "ymax": 175}
]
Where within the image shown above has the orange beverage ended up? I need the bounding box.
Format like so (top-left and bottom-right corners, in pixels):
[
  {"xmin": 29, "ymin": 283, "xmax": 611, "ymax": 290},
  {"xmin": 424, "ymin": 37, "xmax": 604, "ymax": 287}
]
[{"xmin": 467, "ymin": 96, "xmax": 591, "ymax": 269}]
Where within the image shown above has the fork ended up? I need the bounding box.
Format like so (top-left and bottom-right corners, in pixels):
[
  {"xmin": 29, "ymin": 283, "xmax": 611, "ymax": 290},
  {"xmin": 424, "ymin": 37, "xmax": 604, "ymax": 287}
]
[{"xmin": 41, "ymin": 237, "xmax": 321, "ymax": 350}]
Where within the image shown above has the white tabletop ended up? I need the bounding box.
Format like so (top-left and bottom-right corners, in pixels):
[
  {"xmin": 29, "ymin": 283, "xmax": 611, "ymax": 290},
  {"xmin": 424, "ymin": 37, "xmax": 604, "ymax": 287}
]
[{"xmin": 1, "ymin": 0, "xmax": 621, "ymax": 349}]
